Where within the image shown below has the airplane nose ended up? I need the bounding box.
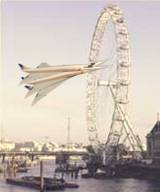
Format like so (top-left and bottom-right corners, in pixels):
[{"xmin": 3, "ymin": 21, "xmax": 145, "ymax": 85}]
[{"xmin": 88, "ymin": 62, "xmax": 95, "ymax": 67}]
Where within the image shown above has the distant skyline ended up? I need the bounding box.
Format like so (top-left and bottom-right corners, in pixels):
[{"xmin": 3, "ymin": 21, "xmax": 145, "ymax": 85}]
[{"xmin": 1, "ymin": 1, "xmax": 160, "ymax": 145}]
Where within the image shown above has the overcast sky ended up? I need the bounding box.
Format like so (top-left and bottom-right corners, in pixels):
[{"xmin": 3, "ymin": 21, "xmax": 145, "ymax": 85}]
[{"xmin": 1, "ymin": 1, "xmax": 160, "ymax": 145}]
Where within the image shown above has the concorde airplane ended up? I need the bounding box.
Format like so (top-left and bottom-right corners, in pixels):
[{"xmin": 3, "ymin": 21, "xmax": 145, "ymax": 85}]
[{"xmin": 19, "ymin": 60, "xmax": 106, "ymax": 105}]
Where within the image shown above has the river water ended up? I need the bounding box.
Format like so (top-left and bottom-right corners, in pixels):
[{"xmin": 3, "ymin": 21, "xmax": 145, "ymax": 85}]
[{"xmin": 0, "ymin": 160, "xmax": 160, "ymax": 192}]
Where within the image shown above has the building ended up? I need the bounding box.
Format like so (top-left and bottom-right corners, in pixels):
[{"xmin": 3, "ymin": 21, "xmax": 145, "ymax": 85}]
[
  {"xmin": 14, "ymin": 141, "xmax": 58, "ymax": 152},
  {"xmin": 0, "ymin": 140, "xmax": 15, "ymax": 151},
  {"xmin": 147, "ymin": 114, "xmax": 160, "ymax": 162},
  {"xmin": 41, "ymin": 141, "xmax": 58, "ymax": 152},
  {"xmin": 15, "ymin": 141, "xmax": 43, "ymax": 152}
]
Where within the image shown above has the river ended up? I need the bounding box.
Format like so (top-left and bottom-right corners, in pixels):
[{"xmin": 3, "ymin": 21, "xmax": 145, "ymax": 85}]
[{"xmin": 0, "ymin": 160, "xmax": 160, "ymax": 192}]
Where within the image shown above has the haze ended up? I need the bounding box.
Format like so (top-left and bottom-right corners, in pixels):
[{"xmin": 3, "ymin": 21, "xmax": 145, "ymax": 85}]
[{"xmin": 1, "ymin": 1, "xmax": 160, "ymax": 145}]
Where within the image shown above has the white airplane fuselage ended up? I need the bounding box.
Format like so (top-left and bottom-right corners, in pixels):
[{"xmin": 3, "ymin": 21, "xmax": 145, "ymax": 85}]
[{"xmin": 18, "ymin": 60, "xmax": 106, "ymax": 105}]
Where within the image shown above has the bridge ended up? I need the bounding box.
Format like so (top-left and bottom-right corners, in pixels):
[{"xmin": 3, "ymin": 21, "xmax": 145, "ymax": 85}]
[{"xmin": 0, "ymin": 150, "xmax": 88, "ymax": 163}]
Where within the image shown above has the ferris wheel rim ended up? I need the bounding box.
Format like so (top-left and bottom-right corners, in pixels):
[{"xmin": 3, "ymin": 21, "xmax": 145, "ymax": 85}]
[{"xmin": 86, "ymin": 4, "xmax": 130, "ymax": 149}]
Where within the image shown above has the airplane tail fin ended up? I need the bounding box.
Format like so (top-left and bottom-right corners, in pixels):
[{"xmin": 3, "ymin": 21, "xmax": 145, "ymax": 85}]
[{"xmin": 18, "ymin": 64, "xmax": 29, "ymax": 71}]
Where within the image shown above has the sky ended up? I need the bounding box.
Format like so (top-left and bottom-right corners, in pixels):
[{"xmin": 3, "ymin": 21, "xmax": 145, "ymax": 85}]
[{"xmin": 1, "ymin": 1, "xmax": 160, "ymax": 145}]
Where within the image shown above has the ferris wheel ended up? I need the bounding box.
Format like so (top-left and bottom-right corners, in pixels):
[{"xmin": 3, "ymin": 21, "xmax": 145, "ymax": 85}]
[{"xmin": 86, "ymin": 5, "xmax": 143, "ymax": 162}]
